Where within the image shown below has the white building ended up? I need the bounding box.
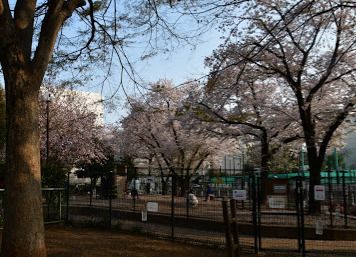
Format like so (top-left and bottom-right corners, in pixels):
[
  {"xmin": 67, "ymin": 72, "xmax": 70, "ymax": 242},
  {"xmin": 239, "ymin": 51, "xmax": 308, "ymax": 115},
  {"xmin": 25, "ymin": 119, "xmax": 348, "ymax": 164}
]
[
  {"xmin": 342, "ymin": 116, "xmax": 356, "ymax": 169},
  {"xmin": 41, "ymin": 87, "xmax": 104, "ymax": 126}
]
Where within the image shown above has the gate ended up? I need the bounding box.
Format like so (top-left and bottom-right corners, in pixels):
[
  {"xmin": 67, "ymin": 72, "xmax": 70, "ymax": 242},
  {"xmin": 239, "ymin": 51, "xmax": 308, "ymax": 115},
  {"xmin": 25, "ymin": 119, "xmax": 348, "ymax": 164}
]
[{"xmin": 250, "ymin": 175, "xmax": 306, "ymax": 255}]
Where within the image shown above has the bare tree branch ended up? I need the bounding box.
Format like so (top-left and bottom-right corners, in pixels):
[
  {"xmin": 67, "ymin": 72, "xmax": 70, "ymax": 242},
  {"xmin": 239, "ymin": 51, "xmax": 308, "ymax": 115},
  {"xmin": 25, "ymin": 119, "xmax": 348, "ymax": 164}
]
[
  {"xmin": 32, "ymin": 0, "xmax": 86, "ymax": 84},
  {"xmin": 0, "ymin": 0, "xmax": 14, "ymax": 50},
  {"xmin": 319, "ymin": 98, "xmax": 355, "ymax": 161}
]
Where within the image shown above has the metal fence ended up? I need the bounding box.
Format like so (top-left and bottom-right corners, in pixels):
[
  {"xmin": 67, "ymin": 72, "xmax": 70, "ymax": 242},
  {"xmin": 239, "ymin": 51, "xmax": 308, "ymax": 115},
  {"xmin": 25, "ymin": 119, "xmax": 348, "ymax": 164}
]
[
  {"xmin": 0, "ymin": 188, "xmax": 66, "ymax": 226},
  {"xmin": 67, "ymin": 171, "xmax": 356, "ymax": 256}
]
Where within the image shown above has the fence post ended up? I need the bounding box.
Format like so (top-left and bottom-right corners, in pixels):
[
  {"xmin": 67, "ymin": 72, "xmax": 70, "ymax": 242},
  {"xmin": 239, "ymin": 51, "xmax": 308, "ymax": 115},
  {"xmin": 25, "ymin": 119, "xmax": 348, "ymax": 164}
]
[
  {"xmin": 256, "ymin": 176, "xmax": 262, "ymax": 251},
  {"xmin": 108, "ymin": 189, "xmax": 112, "ymax": 229},
  {"xmin": 248, "ymin": 176, "xmax": 252, "ymax": 208},
  {"xmin": 241, "ymin": 177, "xmax": 245, "ymax": 209},
  {"xmin": 222, "ymin": 199, "xmax": 234, "ymax": 257},
  {"xmin": 353, "ymin": 171, "xmax": 356, "ymax": 205},
  {"xmin": 299, "ymin": 178, "xmax": 305, "ymax": 257},
  {"xmin": 171, "ymin": 174, "xmax": 175, "ymax": 240},
  {"xmin": 251, "ymin": 174, "xmax": 259, "ymax": 254},
  {"xmin": 342, "ymin": 171, "xmax": 348, "ymax": 228},
  {"xmin": 133, "ymin": 178, "xmax": 136, "ymax": 211},
  {"xmin": 186, "ymin": 191, "xmax": 189, "ymax": 218},
  {"xmin": 327, "ymin": 170, "xmax": 333, "ymax": 228},
  {"xmin": 186, "ymin": 181, "xmax": 190, "ymax": 218},
  {"xmin": 230, "ymin": 199, "xmax": 240, "ymax": 257},
  {"xmin": 59, "ymin": 190, "xmax": 62, "ymax": 221},
  {"xmin": 295, "ymin": 178, "xmax": 301, "ymax": 251},
  {"xmin": 89, "ymin": 183, "xmax": 93, "ymax": 207},
  {"xmin": 334, "ymin": 148, "xmax": 340, "ymax": 184},
  {"xmin": 65, "ymin": 171, "xmax": 70, "ymax": 224},
  {"xmin": 47, "ymin": 190, "xmax": 51, "ymax": 220},
  {"xmin": 295, "ymin": 177, "xmax": 305, "ymax": 257}
]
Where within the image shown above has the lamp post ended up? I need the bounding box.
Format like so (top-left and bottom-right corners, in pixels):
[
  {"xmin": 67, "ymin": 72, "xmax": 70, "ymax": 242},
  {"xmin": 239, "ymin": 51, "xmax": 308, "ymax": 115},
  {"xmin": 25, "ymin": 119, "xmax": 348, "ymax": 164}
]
[
  {"xmin": 43, "ymin": 91, "xmax": 52, "ymax": 168},
  {"xmin": 333, "ymin": 148, "xmax": 340, "ymax": 184},
  {"xmin": 232, "ymin": 154, "xmax": 236, "ymax": 175},
  {"xmin": 300, "ymin": 143, "xmax": 307, "ymax": 178},
  {"xmin": 241, "ymin": 145, "xmax": 246, "ymax": 174}
]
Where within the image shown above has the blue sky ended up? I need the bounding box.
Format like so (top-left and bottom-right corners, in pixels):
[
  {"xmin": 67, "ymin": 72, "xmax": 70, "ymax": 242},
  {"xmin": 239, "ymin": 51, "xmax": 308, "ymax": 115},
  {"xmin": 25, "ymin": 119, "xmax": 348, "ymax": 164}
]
[
  {"xmin": 104, "ymin": 32, "xmax": 223, "ymax": 124},
  {"xmin": 135, "ymin": 34, "xmax": 221, "ymax": 85},
  {"xmin": 1, "ymin": 1, "xmax": 224, "ymax": 125}
]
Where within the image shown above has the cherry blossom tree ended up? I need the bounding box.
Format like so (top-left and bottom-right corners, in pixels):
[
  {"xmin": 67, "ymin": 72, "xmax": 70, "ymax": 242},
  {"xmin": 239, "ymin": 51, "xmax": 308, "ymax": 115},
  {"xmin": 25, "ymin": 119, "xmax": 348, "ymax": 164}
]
[
  {"xmin": 120, "ymin": 80, "xmax": 236, "ymax": 195},
  {"xmin": 185, "ymin": 61, "xmax": 302, "ymax": 199},
  {"xmin": 199, "ymin": 59, "xmax": 302, "ymax": 177},
  {"xmin": 192, "ymin": 0, "xmax": 356, "ymax": 212},
  {"xmin": 39, "ymin": 89, "xmax": 106, "ymax": 168},
  {"xmin": 38, "ymin": 88, "xmax": 109, "ymax": 188},
  {"xmin": 118, "ymin": 126, "xmax": 173, "ymax": 194}
]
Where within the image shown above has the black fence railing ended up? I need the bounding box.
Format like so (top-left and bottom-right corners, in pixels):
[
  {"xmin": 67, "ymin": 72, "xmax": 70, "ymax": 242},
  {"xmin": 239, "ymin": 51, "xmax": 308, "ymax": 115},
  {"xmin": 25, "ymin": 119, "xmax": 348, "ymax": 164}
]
[
  {"xmin": 0, "ymin": 188, "xmax": 66, "ymax": 227},
  {"xmin": 42, "ymin": 188, "xmax": 66, "ymax": 223},
  {"xmin": 67, "ymin": 172, "xmax": 356, "ymax": 256}
]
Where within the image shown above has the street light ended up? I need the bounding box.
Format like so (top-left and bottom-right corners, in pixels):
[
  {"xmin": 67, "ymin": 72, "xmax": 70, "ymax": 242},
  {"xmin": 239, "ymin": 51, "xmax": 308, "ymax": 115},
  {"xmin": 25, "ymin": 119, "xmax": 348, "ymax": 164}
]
[
  {"xmin": 43, "ymin": 91, "xmax": 52, "ymax": 168},
  {"xmin": 300, "ymin": 143, "xmax": 307, "ymax": 177}
]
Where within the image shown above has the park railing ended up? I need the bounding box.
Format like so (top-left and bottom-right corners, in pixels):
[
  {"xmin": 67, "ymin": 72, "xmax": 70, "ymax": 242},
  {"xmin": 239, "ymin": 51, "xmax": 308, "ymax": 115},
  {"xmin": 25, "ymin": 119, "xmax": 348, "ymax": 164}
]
[
  {"xmin": 0, "ymin": 188, "xmax": 66, "ymax": 227},
  {"xmin": 67, "ymin": 170, "xmax": 356, "ymax": 257},
  {"xmin": 42, "ymin": 188, "xmax": 66, "ymax": 223}
]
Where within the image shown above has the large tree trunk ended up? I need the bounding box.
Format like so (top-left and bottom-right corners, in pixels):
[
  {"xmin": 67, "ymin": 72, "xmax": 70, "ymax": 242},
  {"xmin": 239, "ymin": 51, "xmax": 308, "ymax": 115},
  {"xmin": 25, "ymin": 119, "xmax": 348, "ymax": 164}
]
[
  {"xmin": 307, "ymin": 151, "xmax": 322, "ymax": 214},
  {"xmin": 0, "ymin": 2, "xmax": 84, "ymax": 256},
  {"xmin": 299, "ymin": 106, "xmax": 322, "ymax": 214},
  {"xmin": 179, "ymin": 175, "xmax": 191, "ymax": 197},
  {"xmin": 172, "ymin": 174, "xmax": 179, "ymax": 196},
  {"xmin": 1, "ymin": 72, "xmax": 46, "ymax": 257},
  {"xmin": 259, "ymin": 130, "xmax": 270, "ymax": 202},
  {"xmin": 160, "ymin": 170, "xmax": 168, "ymax": 195},
  {"xmin": 161, "ymin": 178, "xmax": 168, "ymax": 195}
]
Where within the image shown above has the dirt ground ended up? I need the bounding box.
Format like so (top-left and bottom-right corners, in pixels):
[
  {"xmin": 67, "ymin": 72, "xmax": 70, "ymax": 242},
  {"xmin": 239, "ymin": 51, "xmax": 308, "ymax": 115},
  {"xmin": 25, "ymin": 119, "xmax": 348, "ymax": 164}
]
[
  {"xmin": 1, "ymin": 225, "xmax": 352, "ymax": 257},
  {"xmin": 45, "ymin": 225, "xmax": 228, "ymax": 257}
]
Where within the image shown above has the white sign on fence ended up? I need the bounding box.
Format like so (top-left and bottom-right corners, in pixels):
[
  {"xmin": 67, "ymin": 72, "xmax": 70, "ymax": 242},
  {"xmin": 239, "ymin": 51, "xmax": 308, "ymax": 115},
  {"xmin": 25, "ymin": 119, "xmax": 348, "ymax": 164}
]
[
  {"xmin": 232, "ymin": 189, "xmax": 247, "ymax": 200},
  {"xmin": 273, "ymin": 185, "xmax": 287, "ymax": 194},
  {"xmin": 315, "ymin": 219, "xmax": 324, "ymax": 235},
  {"xmin": 147, "ymin": 202, "xmax": 159, "ymax": 212},
  {"xmin": 141, "ymin": 210, "xmax": 147, "ymax": 222},
  {"xmin": 314, "ymin": 185, "xmax": 325, "ymax": 201},
  {"xmin": 268, "ymin": 196, "xmax": 286, "ymax": 209}
]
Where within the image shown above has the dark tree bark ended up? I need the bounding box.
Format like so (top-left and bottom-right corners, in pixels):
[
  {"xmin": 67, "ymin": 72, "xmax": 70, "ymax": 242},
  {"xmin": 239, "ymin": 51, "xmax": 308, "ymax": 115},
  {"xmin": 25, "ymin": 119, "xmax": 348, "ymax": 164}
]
[
  {"xmin": 259, "ymin": 129, "xmax": 270, "ymax": 201},
  {"xmin": 0, "ymin": 1, "xmax": 88, "ymax": 256},
  {"xmin": 177, "ymin": 175, "xmax": 190, "ymax": 197},
  {"xmin": 299, "ymin": 102, "xmax": 354, "ymax": 213},
  {"xmin": 2, "ymin": 68, "xmax": 45, "ymax": 257}
]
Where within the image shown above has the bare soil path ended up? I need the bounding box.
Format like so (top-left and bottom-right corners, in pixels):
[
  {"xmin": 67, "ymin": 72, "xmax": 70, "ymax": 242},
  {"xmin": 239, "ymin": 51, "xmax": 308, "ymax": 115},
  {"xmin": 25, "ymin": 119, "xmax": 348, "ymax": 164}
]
[
  {"xmin": 45, "ymin": 225, "xmax": 227, "ymax": 257},
  {"xmin": 2, "ymin": 225, "xmax": 352, "ymax": 256}
]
